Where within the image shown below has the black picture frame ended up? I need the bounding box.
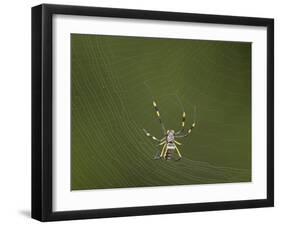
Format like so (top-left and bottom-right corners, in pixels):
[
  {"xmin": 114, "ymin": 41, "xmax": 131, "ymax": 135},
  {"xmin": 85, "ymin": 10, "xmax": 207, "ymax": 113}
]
[{"xmin": 32, "ymin": 3, "xmax": 274, "ymax": 222}]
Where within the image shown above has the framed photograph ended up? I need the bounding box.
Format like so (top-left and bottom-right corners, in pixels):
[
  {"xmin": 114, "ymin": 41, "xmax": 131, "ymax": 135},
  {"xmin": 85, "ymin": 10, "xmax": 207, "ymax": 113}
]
[{"xmin": 32, "ymin": 4, "xmax": 274, "ymax": 221}]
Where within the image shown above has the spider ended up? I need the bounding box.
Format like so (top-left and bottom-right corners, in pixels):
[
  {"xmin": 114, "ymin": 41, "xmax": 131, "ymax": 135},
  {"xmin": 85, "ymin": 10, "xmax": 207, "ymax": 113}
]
[{"xmin": 143, "ymin": 101, "xmax": 196, "ymax": 161}]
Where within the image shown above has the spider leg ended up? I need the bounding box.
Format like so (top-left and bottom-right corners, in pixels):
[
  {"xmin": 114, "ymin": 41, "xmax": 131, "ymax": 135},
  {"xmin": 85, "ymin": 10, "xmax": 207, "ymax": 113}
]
[
  {"xmin": 175, "ymin": 145, "xmax": 182, "ymax": 159},
  {"xmin": 154, "ymin": 141, "xmax": 166, "ymax": 160},
  {"xmin": 143, "ymin": 128, "xmax": 162, "ymax": 142},
  {"xmin": 175, "ymin": 122, "xmax": 196, "ymax": 138},
  {"xmin": 174, "ymin": 140, "xmax": 182, "ymax": 145},
  {"xmin": 175, "ymin": 111, "xmax": 186, "ymax": 135},
  {"xmin": 152, "ymin": 101, "xmax": 166, "ymax": 135},
  {"xmin": 158, "ymin": 140, "xmax": 166, "ymax": 146},
  {"xmin": 160, "ymin": 143, "xmax": 167, "ymax": 158},
  {"xmin": 163, "ymin": 145, "xmax": 169, "ymax": 159}
]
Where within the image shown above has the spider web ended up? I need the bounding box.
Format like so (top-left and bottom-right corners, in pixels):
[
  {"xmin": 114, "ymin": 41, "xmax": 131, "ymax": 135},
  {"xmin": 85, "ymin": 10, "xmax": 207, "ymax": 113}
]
[{"xmin": 71, "ymin": 34, "xmax": 251, "ymax": 190}]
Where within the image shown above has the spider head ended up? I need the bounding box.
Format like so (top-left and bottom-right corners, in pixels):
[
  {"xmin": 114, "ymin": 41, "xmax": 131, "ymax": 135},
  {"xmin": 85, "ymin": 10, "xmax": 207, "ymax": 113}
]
[{"xmin": 166, "ymin": 130, "xmax": 175, "ymax": 142}]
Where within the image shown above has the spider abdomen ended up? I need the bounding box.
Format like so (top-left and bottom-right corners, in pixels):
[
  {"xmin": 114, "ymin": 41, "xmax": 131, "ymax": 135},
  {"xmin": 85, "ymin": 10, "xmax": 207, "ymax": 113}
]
[
  {"xmin": 164, "ymin": 143, "xmax": 177, "ymax": 160},
  {"xmin": 165, "ymin": 149, "xmax": 175, "ymax": 160},
  {"xmin": 167, "ymin": 142, "xmax": 176, "ymax": 149}
]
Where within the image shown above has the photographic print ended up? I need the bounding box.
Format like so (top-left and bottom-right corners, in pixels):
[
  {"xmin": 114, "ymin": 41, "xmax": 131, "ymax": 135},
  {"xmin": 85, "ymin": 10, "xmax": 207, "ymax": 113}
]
[
  {"xmin": 71, "ymin": 34, "xmax": 252, "ymax": 190},
  {"xmin": 32, "ymin": 4, "xmax": 274, "ymax": 221}
]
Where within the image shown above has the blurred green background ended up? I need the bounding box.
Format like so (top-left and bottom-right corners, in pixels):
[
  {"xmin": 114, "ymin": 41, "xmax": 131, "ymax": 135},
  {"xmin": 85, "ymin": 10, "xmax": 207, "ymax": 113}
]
[{"xmin": 71, "ymin": 34, "xmax": 251, "ymax": 190}]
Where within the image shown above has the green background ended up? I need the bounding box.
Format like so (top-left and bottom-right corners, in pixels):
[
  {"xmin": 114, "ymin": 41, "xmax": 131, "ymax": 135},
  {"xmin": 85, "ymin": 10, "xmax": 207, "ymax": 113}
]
[{"xmin": 71, "ymin": 34, "xmax": 251, "ymax": 190}]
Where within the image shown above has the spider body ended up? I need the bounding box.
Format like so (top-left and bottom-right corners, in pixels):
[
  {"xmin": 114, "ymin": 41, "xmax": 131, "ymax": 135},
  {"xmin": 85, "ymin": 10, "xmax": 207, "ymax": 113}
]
[{"xmin": 143, "ymin": 101, "xmax": 196, "ymax": 161}]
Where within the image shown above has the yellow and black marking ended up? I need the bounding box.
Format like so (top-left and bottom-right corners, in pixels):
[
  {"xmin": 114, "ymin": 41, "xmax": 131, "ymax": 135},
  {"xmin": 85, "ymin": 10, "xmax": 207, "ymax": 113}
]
[
  {"xmin": 143, "ymin": 129, "xmax": 161, "ymax": 142},
  {"xmin": 153, "ymin": 101, "xmax": 166, "ymax": 133},
  {"xmin": 182, "ymin": 122, "xmax": 196, "ymax": 137},
  {"xmin": 181, "ymin": 111, "xmax": 186, "ymax": 127},
  {"xmin": 175, "ymin": 111, "xmax": 187, "ymax": 135}
]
